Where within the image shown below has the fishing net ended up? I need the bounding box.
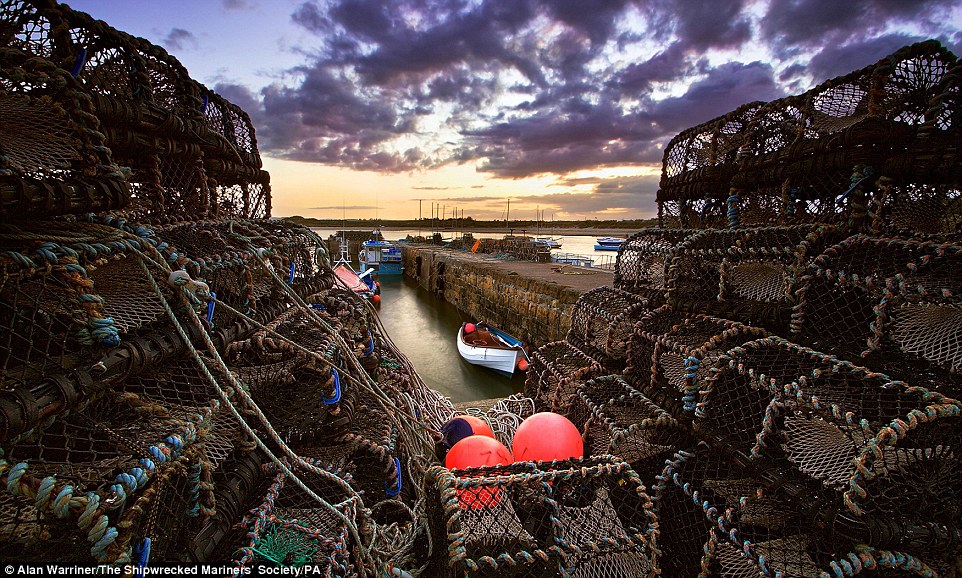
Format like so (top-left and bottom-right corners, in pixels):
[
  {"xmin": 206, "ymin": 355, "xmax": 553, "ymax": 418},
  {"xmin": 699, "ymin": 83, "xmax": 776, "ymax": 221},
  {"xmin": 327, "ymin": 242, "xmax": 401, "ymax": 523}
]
[
  {"xmin": 657, "ymin": 445, "xmax": 951, "ymax": 577},
  {"xmin": 424, "ymin": 456, "xmax": 658, "ymax": 577},
  {"xmin": 664, "ymin": 224, "xmax": 842, "ymax": 328},
  {"xmin": 566, "ymin": 286, "xmax": 651, "ymax": 372},
  {"xmin": 791, "ymin": 234, "xmax": 962, "ymax": 396},
  {"xmin": 523, "ymin": 341, "xmax": 603, "ymax": 412},
  {"xmin": 623, "ymin": 306, "xmax": 767, "ymax": 417},
  {"xmin": 566, "ymin": 375, "xmax": 690, "ymax": 489},
  {"xmin": 695, "ymin": 336, "xmax": 962, "ymax": 544},
  {"xmin": 460, "ymin": 394, "xmax": 536, "ymax": 449},
  {"xmin": 613, "ymin": 228, "xmax": 700, "ymax": 302}
]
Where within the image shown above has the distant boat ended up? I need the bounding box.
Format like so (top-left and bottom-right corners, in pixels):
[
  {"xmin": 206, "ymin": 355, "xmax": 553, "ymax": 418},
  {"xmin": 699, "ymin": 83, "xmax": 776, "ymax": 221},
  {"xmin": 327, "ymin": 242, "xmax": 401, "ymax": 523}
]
[
  {"xmin": 359, "ymin": 228, "xmax": 403, "ymax": 275},
  {"xmin": 534, "ymin": 237, "xmax": 562, "ymax": 249},
  {"xmin": 457, "ymin": 322, "xmax": 530, "ymax": 376},
  {"xmin": 594, "ymin": 237, "xmax": 625, "ymax": 251}
]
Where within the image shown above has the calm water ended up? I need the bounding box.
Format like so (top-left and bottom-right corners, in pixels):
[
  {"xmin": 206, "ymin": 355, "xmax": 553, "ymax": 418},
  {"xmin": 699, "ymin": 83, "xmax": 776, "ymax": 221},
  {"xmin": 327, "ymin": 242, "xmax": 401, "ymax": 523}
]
[
  {"xmin": 315, "ymin": 227, "xmax": 631, "ymax": 402},
  {"xmin": 376, "ymin": 274, "xmax": 526, "ymax": 403}
]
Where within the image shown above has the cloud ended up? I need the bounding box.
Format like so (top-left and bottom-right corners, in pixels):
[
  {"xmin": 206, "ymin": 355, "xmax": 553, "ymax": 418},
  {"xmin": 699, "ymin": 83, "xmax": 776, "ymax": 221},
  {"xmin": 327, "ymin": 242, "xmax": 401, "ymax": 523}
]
[
  {"xmin": 222, "ymin": 0, "xmax": 255, "ymax": 10},
  {"xmin": 162, "ymin": 28, "xmax": 198, "ymax": 51},
  {"xmin": 806, "ymin": 33, "xmax": 932, "ymax": 80},
  {"xmin": 760, "ymin": 0, "xmax": 957, "ymax": 55},
  {"xmin": 218, "ymin": 0, "xmax": 958, "ymax": 189}
]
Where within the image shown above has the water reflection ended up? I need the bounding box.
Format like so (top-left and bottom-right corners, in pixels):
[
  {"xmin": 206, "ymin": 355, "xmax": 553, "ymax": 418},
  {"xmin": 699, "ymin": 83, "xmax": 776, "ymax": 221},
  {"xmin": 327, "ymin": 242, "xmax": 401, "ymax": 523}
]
[{"xmin": 375, "ymin": 274, "xmax": 526, "ymax": 403}]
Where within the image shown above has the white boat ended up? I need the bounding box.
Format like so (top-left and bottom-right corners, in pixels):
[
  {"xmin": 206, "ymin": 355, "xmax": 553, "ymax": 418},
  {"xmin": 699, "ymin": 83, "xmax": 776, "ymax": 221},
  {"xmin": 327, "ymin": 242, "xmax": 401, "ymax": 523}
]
[
  {"xmin": 456, "ymin": 322, "xmax": 529, "ymax": 376},
  {"xmin": 534, "ymin": 237, "xmax": 562, "ymax": 249}
]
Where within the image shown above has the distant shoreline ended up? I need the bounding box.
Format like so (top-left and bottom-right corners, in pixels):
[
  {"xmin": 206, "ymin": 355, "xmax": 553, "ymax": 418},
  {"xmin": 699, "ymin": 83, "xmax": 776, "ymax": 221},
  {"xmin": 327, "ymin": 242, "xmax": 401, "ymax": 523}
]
[{"xmin": 378, "ymin": 226, "xmax": 643, "ymax": 236}]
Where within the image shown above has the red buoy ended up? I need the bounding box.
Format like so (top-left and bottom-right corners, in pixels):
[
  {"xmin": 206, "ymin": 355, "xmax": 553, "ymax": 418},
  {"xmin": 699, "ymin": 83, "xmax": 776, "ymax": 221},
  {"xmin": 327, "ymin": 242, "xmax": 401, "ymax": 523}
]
[
  {"xmin": 446, "ymin": 435, "xmax": 513, "ymax": 508},
  {"xmin": 512, "ymin": 412, "xmax": 583, "ymax": 463},
  {"xmin": 517, "ymin": 358, "xmax": 529, "ymax": 372},
  {"xmin": 372, "ymin": 294, "xmax": 381, "ymax": 304},
  {"xmin": 464, "ymin": 323, "xmax": 476, "ymax": 334}
]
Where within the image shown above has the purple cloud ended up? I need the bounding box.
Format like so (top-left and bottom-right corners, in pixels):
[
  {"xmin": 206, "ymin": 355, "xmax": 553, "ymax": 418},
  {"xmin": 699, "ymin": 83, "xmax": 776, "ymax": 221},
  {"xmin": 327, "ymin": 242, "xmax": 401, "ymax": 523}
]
[
  {"xmin": 162, "ymin": 28, "xmax": 198, "ymax": 51},
  {"xmin": 214, "ymin": 0, "xmax": 960, "ymax": 183}
]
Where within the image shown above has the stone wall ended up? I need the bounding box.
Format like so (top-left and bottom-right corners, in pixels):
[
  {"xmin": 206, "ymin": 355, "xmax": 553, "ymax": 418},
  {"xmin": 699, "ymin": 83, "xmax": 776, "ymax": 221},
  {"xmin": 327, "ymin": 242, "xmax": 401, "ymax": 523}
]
[{"xmin": 402, "ymin": 246, "xmax": 585, "ymax": 346}]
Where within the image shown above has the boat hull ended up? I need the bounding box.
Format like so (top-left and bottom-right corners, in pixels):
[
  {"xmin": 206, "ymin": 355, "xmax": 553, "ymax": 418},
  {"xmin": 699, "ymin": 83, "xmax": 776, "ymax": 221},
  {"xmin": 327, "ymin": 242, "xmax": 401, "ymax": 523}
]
[
  {"xmin": 593, "ymin": 244, "xmax": 621, "ymax": 251},
  {"xmin": 457, "ymin": 324, "xmax": 526, "ymax": 376}
]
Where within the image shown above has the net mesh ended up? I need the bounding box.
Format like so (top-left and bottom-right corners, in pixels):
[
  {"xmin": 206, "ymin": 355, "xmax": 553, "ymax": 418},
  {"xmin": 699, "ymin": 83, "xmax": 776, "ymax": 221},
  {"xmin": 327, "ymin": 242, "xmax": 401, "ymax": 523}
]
[
  {"xmin": 791, "ymin": 235, "xmax": 962, "ymax": 397},
  {"xmin": 656, "ymin": 445, "xmax": 951, "ymax": 577},
  {"xmin": 566, "ymin": 375, "xmax": 690, "ymax": 488},
  {"xmin": 424, "ymin": 456, "xmax": 658, "ymax": 577},
  {"xmin": 623, "ymin": 306, "xmax": 767, "ymax": 416}
]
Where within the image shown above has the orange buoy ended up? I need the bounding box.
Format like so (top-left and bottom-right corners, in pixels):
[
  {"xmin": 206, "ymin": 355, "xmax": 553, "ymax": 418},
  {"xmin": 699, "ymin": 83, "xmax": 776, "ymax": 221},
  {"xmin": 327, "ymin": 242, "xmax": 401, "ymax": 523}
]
[
  {"xmin": 517, "ymin": 358, "xmax": 529, "ymax": 372},
  {"xmin": 464, "ymin": 323, "xmax": 476, "ymax": 334},
  {"xmin": 512, "ymin": 412, "xmax": 583, "ymax": 463},
  {"xmin": 446, "ymin": 435, "xmax": 513, "ymax": 508},
  {"xmin": 372, "ymin": 294, "xmax": 381, "ymax": 304}
]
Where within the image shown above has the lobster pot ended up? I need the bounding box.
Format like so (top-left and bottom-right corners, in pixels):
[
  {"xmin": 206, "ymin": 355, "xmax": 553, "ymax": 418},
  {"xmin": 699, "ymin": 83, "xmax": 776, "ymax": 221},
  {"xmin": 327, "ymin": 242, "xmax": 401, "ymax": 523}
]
[
  {"xmin": 871, "ymin": 181, "xmax": 962, "ymax": 240},
  {"xmin": 0, "ymin": 221, "xmax": 177, "ymax": 392},
  {"xmin": 731, "ymin": 42, "xmax": 957, "ymax": 229},
  {"xmin": 231, "ymin": 462, "xmax": 360, "ymax": 576},
  {"xmin": 657, "ymin": 198, "xmax": 729, "ymax": 230},
  {"xmin": 1, "ymin": 1, "xmax": 269, "ymax": 220},
  {"xmin": 657, "ymin": 101, "xmax": 764, "ymax": 229},
  {"xmin": 568, "ymin": 375, "xmax": 689, "ymax": 487},
  {"xmin": 0, "ymin": 48, "xmax": 129, "ymax": 219},
  {"xmin": 696, "ymin": 337, "xmax": 962, "ymax": 561},
  {"xmin": 624, "ymin": 306, "xmax": 766, "ymax": 417},
  {"xmin": 523, "ymin": 341, "xmax": 602, "ymax": 412},
  {"xmin": 566, "ymin": 286, "xmax": 651, "ymax": 371},
  {"xmin": 791, "ymin": 235, "xmax": 962, "ymax": 395},
  {"xmin": 659, "ymin": 446, "xmax": 950, "ymax": 577},
  {"xmin": 155, "ymin": 220, "xmax": 332, "ymax": 316},
  {"xmin": 183, "ymin": 448, "xmax": 267, "ymax": 563},
  {"xmin": 424, "ymin": 456, "xmax": 659, "ymax": 578},
  {"xmin": 665, "ymin": 225, "xmax": 841, "ymax": 327},
  {"xmin": 613, "ymin": 228, "xmax": 700, "ymax": 301},
  {"xmin": 0, "ymin": 352, "xmax": 230, "ymax": 564},
  {"xmin": 333, "ymin": 405, "xmax": 406, "ymax": 503}
]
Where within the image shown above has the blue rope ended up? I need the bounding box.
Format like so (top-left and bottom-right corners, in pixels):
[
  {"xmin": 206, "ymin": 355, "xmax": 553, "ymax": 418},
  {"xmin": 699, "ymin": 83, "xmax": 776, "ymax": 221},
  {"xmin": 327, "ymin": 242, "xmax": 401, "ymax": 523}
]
[
  {"xmin": 385, "ymin": 457, "xmax": 403, "ymax": 497},
  {"xmin": 322, "ymin": 369, "xmax": 342, "ymax": 405}
]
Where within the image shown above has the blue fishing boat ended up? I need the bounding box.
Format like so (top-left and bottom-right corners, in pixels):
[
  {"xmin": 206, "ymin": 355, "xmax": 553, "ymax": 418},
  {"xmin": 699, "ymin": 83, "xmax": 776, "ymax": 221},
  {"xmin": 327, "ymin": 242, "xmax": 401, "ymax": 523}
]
[
  {"xmin": 594, "ymin": 236, "xmax": 625, "ymax": 251},
  {"xmin": 359, "ymin": 228, "xmax": 403, "ymax": 275}
]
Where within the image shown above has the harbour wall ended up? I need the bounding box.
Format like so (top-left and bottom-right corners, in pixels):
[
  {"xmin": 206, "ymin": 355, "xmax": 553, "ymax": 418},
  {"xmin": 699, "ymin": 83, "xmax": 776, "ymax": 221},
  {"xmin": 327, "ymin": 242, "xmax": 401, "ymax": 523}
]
[{"xmin": 401, "ymin": 245, "xmax": 611, "ymax": 347}]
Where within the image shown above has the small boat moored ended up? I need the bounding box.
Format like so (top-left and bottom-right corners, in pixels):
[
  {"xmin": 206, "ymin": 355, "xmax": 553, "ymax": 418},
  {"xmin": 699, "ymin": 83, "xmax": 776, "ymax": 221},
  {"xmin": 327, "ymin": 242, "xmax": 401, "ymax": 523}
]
[
  {"xmin": 334, "ymin": 235, "xmax": 379, "ymax": 302},
  {"xmin": 594, "ymin": 236, "xmax": 625, "ymax": 251},
  {"xmin": 457, "ymin": 322, "xmax": 530, "ymax": 376}
]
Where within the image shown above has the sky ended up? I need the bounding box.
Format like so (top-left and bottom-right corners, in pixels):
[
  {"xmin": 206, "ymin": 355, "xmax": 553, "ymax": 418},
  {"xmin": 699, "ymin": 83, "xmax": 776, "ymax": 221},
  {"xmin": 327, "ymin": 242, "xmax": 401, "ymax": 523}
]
[{"xmin": 66, "ymin": 0, "xmax": 962, "ymax": 221}]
